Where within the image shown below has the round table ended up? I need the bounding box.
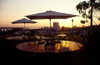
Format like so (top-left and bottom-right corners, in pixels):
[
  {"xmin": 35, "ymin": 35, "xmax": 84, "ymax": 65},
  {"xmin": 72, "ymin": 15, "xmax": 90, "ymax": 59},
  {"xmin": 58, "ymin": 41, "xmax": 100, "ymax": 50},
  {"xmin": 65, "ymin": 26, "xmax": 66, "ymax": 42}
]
[
  {"xmin": 16, "ymin": 40, "xmax": 84, "ymax": 53},
  {"xmin": 57, "ymin": 34, "xmax": 67, "ymax": 37},
  {"xmin": 57, "ymin": 34, "xmax": 69, "ymax": 40}
]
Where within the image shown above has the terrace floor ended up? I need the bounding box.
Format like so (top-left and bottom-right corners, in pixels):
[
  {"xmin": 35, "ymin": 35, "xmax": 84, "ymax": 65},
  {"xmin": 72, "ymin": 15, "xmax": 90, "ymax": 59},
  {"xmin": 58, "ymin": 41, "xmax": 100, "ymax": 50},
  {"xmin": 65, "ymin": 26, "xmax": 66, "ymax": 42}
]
[{"xmin": 1, "ymin": 34, "xmax": 100, "ymax": 65}]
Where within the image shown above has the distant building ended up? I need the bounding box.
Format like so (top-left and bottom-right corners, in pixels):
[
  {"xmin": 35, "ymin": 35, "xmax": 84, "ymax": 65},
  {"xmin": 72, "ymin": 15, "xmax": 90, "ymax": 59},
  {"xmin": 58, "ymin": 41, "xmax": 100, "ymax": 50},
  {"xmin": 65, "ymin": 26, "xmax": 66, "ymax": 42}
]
[{"xmin": 53, "ymin": 22, "xmax": 60, "ymax": 30}]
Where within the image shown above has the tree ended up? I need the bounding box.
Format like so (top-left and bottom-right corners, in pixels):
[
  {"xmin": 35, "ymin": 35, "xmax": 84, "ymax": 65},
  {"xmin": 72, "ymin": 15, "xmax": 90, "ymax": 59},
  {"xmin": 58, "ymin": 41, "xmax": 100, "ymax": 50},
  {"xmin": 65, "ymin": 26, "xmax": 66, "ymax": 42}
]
[{"xmin": 76, "ymin": 0, "xmax": 100, "ymax": 26}]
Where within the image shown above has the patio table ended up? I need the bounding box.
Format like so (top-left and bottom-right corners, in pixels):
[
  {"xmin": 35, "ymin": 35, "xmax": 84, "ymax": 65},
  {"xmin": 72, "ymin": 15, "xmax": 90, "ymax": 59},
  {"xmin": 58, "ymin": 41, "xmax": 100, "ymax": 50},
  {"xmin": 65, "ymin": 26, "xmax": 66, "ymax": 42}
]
[
  {"xmin": 57, "ymin": 34, "xmax": 67, "ymax": 37},
  {"xmin": 57, "ymin": 34, "xmax": 69, "ymax": 40},
  {"xmin": 16, "ymin": 40, "xmax": 84, "ymax": 53}
]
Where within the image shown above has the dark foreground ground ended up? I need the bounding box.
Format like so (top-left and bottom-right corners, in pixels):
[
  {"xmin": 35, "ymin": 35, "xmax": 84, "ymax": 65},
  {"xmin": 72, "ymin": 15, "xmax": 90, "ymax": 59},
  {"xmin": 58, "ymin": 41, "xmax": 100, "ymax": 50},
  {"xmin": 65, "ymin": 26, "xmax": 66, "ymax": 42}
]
[{"xmin": 1, "ymin": 35, "xmax": 100, "ymax": 65}]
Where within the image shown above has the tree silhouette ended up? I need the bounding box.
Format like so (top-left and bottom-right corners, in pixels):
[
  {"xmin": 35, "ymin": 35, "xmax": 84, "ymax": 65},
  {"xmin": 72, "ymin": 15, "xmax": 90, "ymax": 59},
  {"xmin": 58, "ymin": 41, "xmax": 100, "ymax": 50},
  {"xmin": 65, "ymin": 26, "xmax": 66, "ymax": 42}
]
[{"xmin": 76, "ymin": 0, "xmax": 100, "ymax": 26}]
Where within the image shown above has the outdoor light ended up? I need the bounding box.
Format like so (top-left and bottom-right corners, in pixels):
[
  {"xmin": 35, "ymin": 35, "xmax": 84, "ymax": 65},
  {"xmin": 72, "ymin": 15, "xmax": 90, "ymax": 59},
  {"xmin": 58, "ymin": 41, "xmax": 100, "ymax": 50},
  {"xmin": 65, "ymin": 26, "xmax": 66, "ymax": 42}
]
[
  {"xmin": 72, "ymin": 19, "xmax": 74, "ymax": 27},
  {"xmin": 72, "ymin": 19, "xmax": 74, "ymax": 22}
]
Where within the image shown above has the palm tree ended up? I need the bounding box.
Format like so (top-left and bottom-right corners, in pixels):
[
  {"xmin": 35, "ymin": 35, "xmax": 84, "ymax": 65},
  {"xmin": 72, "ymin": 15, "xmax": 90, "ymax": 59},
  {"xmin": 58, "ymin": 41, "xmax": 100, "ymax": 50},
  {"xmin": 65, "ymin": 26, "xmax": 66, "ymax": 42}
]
[{"xmin": 76, "ymin": 0, "xmax": 100, "ymax": 26}]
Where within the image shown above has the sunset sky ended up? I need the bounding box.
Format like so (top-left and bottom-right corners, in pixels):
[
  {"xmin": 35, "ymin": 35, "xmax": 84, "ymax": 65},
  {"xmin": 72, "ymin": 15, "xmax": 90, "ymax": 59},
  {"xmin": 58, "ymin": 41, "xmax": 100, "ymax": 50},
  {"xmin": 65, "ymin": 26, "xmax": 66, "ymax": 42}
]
[{"xmin": 0, "ymin": 0, "xmax": 100, "ymax": 28}]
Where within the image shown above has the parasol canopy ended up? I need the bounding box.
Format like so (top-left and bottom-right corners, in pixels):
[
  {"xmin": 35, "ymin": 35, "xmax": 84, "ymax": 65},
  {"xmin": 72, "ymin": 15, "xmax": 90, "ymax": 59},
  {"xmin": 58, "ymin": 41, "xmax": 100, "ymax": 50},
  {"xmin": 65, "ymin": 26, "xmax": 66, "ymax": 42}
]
[
  {"xmin": 11, "ymin": 18, "xmax": 37, "ymax": 30},
  {"xmin": 26, "ymin": 11, "xmax": 78, "ymax": 34}
]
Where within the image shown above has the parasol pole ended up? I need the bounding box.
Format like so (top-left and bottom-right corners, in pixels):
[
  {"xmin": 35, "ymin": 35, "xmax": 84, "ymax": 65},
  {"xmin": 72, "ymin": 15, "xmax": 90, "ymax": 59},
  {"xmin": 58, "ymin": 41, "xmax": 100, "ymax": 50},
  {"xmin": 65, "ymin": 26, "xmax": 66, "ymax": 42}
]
[
  {"xmin": 50, "ymin": 18, "xmax": 51, "ymax": 35},
  {"xmin": 23, "ymin": 23, "xmax": 25, "ymax": 40},
  {"xmin": 24, "ymin": 23, "xmax": 25, "ymax": 31}
]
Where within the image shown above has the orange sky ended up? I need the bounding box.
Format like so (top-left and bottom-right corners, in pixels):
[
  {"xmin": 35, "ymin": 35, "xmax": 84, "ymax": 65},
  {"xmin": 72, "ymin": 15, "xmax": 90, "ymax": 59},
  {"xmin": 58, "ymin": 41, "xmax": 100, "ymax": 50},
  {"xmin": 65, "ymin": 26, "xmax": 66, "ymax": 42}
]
[{"xmin": 0, "ymin": 0, "xmax": 100, "ymax": 28}]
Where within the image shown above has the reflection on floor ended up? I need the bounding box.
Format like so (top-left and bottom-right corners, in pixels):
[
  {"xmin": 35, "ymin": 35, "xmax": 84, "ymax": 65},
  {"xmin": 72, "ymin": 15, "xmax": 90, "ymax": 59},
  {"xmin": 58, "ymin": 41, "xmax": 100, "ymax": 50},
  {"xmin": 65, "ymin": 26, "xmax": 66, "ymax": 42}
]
[{"xmin": 16, "ymin": 40, "xmax": 84, "ymax": 53}]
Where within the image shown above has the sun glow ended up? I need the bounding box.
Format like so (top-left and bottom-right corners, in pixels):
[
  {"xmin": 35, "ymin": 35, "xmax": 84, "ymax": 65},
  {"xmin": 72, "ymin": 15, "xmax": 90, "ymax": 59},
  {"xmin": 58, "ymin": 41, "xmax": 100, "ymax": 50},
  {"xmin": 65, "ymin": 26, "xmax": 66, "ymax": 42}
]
[{"xmin": 0, "ymin": 0, "xmax": 99, "ymax": 28}]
